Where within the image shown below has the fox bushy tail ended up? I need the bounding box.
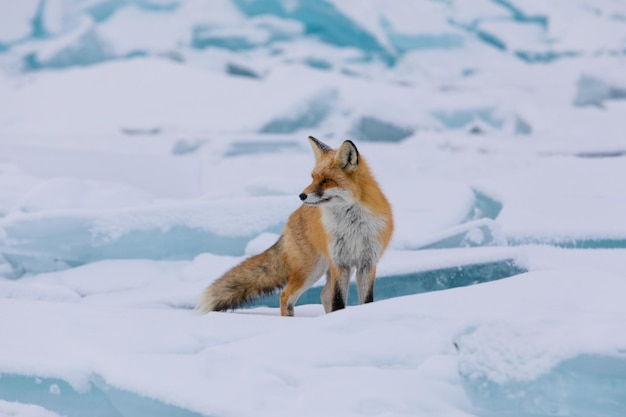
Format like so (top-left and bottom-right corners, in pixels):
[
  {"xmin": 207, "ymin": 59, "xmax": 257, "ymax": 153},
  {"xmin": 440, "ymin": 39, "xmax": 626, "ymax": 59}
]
[{"xmin": 195, "ymin": 238, "xmax": 288, "ymax": 313}]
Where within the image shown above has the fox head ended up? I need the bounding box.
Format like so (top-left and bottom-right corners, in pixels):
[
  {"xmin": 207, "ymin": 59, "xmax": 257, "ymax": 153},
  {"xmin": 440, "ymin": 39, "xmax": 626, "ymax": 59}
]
[{"xmin": 299, "ymin": 136, "xmax": 363, "ymax": 207}]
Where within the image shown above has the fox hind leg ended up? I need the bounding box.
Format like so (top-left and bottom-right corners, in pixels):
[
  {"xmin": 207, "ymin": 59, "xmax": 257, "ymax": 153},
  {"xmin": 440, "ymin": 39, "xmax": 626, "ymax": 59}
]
[{"xmin": 280, "ymin": 261, "xmax": 327, "ymax": 316}]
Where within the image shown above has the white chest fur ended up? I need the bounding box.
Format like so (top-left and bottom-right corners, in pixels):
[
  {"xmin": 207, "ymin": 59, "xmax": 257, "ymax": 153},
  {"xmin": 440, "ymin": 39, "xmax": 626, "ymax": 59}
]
[{"xmin": 321, "ymin": 204, "xmax": 386, "ymax": 269}]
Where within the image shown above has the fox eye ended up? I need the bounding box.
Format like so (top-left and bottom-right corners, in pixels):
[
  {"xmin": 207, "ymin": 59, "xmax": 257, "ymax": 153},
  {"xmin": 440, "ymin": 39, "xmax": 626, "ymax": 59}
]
[{"xmin": 321, "ymin": 178, "xmax": 333, "ymax": 184}]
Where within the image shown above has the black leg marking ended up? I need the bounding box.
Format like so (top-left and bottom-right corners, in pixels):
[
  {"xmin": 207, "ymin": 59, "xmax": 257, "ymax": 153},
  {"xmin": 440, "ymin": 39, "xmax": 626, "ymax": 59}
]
[
  {"xmin": 364, "ymin": 285, "xmax": 374, "ymax": 304},
  {"xmin": 331, "ymin": 281, "xmax": 345, "ymax": 311}
]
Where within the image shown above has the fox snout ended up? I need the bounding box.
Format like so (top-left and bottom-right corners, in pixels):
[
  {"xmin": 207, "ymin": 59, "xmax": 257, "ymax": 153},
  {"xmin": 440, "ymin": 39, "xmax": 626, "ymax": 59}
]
[{"xmin": 299, "ymin": 189, "xmax": 332, "ymax": 206}]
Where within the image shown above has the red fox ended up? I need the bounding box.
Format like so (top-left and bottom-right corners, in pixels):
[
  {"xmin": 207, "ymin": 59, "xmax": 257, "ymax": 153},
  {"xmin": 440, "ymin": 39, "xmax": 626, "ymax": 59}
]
[{"xmin": 196, "ymin": 136, "xmax": 394, "ymax": 316}]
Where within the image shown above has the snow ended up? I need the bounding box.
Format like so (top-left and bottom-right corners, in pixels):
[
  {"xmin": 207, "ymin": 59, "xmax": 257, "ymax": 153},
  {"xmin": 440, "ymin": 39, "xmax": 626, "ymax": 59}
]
[
  {"xmin": 0, "ymin": 0, "xmax": 40, "ymax": 45},
  {"xmin": 0, "ymin": 256, "xmax": 624, "ymax": 417},
  {"xmin": 13, "ymin": 177, "xmax": 154, "ymax": 213},
  {"xmin": 1, "ymin": 1, "xmax": 626, "ymax": 416},
  {"xmin": 0, "ymin": 400, "xmax": 63, "ymax": 417}
]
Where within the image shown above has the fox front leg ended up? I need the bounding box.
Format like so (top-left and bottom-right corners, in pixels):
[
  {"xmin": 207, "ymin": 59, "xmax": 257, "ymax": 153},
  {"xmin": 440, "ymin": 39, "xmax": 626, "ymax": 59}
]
[
  {"xmin": 326, "ymin": 265, "xmax": 351, "ymax": 312},
  {"xmin": 321, "ymin": 269, "xmax": 332, "ymax": 313},
  {"xmin": 356, "ymin": 266, "xmax": 376, "ymax": 304}
]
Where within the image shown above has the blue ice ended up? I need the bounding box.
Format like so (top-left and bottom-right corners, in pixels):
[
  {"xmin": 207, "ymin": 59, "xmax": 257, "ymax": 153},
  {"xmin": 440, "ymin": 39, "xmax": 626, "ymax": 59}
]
[
  {"xmin": 231, "ymin": 0, "xmax": 394, "ymax": 65},
  {"xmin": 461, "ymin": 354, "xmax": 626, "ymax": 417},
  {"xmin": 245, "ymin": 258, "xmax": 526, "ymax": 309},
  {"xmin": 574, "ymin": 75, "xmax": 626, "ymax": 107},
  {"xmin": 0, "ymin": 374, "xmax": 206, "ymax": 417}
]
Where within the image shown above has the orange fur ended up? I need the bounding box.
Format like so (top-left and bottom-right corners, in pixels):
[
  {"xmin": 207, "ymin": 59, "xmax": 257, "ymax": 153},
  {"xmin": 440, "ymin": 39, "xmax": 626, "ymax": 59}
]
[{"xmin": 196, "ymin": 137, "xmax": 393, "ymax": 316}]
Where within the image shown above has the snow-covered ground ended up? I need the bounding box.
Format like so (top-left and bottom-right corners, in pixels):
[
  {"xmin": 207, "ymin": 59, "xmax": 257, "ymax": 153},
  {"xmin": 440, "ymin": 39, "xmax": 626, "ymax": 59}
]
[{"xmin": 1, "ymin": 1, "xmax": 626, "ymax": 416}]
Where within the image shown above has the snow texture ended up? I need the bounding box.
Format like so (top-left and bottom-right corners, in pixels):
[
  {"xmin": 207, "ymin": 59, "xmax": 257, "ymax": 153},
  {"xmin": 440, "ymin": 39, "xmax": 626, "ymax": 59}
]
[{"xmin": 1, "ymin": 1, "xmax": 626, "ymax": 417}]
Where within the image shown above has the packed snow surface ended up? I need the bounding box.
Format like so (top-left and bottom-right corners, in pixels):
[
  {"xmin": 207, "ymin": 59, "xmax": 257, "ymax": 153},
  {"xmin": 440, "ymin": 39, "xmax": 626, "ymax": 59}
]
[{"xmin": 1, "ymin": 1, "xmax": 626, "ymax": 416}]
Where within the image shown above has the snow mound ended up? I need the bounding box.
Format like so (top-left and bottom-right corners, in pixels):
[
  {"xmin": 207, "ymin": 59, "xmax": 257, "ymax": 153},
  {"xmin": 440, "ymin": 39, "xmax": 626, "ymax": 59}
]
[
  {"xmin": 13, "ymin": 178, "xmax": 154, "ymax": 213},
  {"xmin": 349, "ymin": 116, "xmax": 414, "ymax": 143},
  {"xmin": 259, "ymin": 88, "xmax": 338, "ymax": 134},
  {"xmin": 1, "ymin": 262, "xmax": 624, "ymax": 417},
  {"xmin": 456, "ymin": 269, "xmax": 626, "ymax": 417},
  {"xmin": 0, "ymin": 196, "xmax": 296, "ymax": 275}
]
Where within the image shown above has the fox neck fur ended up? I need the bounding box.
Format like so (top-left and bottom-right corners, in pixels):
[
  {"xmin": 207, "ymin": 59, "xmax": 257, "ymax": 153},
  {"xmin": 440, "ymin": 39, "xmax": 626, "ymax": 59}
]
[{"xmin": 320, "ymin": 197, "xmax": 386, "ymax": 270}]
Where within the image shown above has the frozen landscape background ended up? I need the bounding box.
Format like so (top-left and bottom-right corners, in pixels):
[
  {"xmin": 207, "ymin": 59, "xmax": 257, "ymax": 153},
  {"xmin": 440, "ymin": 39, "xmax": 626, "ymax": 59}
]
[{"xmin": 1, "ymin": 0, "xmax": 626, "ymax": 416}]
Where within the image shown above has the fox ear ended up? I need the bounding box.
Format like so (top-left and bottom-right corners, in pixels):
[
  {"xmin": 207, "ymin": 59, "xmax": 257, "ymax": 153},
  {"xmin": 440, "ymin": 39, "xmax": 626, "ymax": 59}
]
[
  {"xmin": 308, "ymin": 136, "xmax": 331, "ymax": 162},
  {"xmin": 336, "ymin": 140, "xmax": 359, "ymax": 171}
]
